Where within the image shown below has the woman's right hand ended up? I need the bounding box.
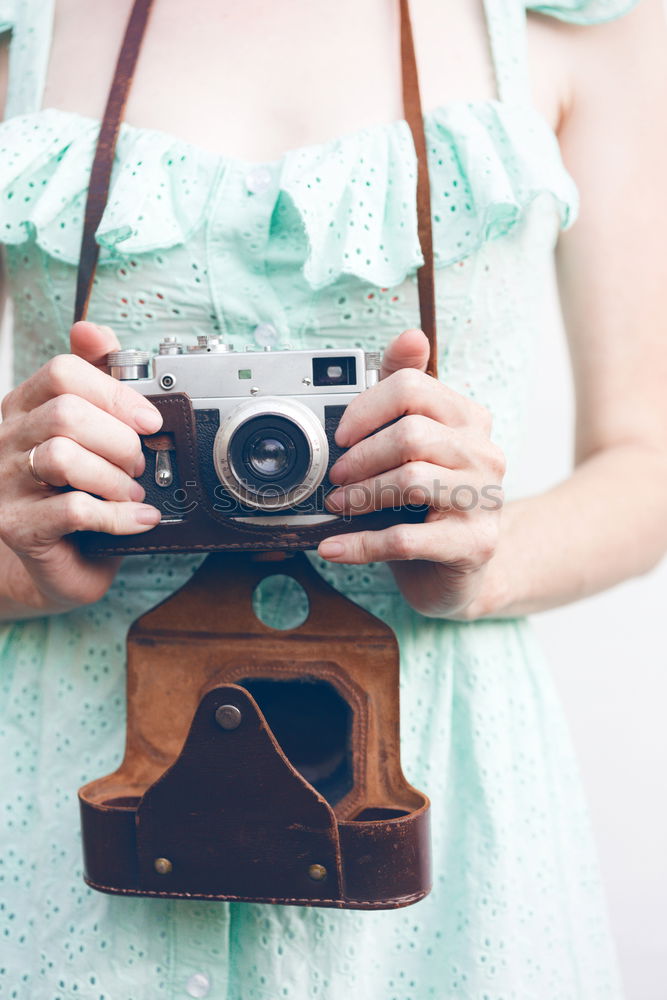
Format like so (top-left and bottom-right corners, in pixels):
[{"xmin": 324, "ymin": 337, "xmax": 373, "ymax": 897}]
[{"xmin": 0, "ymin": 321, "xmax": 163, "ymax": 615}]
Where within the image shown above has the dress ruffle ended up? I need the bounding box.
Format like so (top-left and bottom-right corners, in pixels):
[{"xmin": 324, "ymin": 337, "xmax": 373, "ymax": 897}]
[
  {"xmin": 282, "ymin": 100, "xmax": 578, "ymax": 288},
  {"xmin": 526, "ymin": 0, "xmax": 640, "ymax": 22},
  {"xmin": 0, "ymin": 101, "xmax": 578, "ymax": 289},
  {"xmin": 0, "ymin": 109, "xmax": 219, "ymax": 262}
]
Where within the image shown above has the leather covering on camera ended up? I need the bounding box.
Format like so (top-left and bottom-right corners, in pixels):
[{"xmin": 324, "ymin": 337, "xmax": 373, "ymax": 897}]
[{"xmin": 78, "ymin": 392, "xmax": 427, "ymax": 556}]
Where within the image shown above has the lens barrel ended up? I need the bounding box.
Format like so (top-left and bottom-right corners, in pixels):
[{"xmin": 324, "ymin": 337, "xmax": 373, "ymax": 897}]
[{"xmin": 213, "ymin": 398, "xmax": 329, "ymax": 511}]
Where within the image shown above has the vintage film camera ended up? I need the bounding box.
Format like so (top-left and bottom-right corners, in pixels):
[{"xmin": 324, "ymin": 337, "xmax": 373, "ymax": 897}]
[{"xmin": 83, "ymin": 334, "xmax": 424, "ymax": 554}]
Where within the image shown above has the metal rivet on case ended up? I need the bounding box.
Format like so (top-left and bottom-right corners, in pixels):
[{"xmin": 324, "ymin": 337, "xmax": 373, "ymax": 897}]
[
  {"xmin": 154, "ymin": 857, "xmax": 173, "ymax": 875},
  {"xmin": 308, "ymin": 863, "xmax": 327, "ymax": 882},
  {"xmin": 215, "ymin": 704, "xmax": 242, "ymax": 730}
]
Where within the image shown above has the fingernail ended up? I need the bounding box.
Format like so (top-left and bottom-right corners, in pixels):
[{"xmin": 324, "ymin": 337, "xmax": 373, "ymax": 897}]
[
  {"xmin": 134, "ymin": 408, "xmax": 162, "ymax": 433},
  {"xmin": 319, "ymin": 540, "xmax": 344, "ymax": 559},
  {"xmin": 134, "ymin": 453, "xmax": 146, "ymax": 478},
  {"xmin": 325, "ymin": 489, "xmax": 344, "ymax": 511},
  {"xmin": 334, "ymin": 425, "xmax": 349, "ymax": 448},
  {"xmin": 130, "ymin": 481, "xmax": 146, "ymax": 502},
  {"xmin": 133, "ymin": 504, "xmax": 161, "ymax": 525},
  {"xmin": 328, "ymin": 460, "xmax": 347, "ymax": 484}
]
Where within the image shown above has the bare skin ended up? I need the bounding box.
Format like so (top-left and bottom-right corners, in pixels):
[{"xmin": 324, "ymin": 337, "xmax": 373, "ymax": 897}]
[
  {"xmin": 36, "ymin": 0, "xmax": 564, "ymax": 158},
  {"xmin": 0, "ymin": 0, "xmax": 666, "ymax": 620}
]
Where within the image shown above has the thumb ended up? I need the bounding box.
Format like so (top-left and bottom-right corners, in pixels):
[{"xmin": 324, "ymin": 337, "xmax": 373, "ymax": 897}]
[
  {"xmin": 380, "ymin": 328, "xmax": 431, "ymax": 380},
  {"xmin": 69, "ymin": 321, "xmax": 121, "ymax": 370}
]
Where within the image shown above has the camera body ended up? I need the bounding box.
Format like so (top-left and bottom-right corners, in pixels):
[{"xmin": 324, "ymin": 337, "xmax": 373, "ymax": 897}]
[{"xmin": 80, "ymin": 335, "xmax": 424, "ymax": 555}]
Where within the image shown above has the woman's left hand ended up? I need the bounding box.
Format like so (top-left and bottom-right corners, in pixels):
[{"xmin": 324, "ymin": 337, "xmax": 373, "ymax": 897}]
[{"xmin": 317, "ymin": 329, "xmax": 506, "ymax": 619}]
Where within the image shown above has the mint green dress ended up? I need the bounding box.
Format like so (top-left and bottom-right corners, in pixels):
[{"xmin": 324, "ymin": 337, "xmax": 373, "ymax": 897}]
[{"xmin": 0, "ymin": 1, "xmax": 639, "ymax": 998}]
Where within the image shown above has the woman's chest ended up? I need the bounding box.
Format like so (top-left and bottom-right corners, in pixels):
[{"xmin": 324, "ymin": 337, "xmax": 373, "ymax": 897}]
[{"xmin": 42, "ymin": 0, "xmax": 566, "ymax": 161}]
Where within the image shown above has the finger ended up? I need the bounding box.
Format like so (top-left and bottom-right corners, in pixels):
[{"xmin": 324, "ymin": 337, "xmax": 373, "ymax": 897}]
[
  {"xmin": 69, "ymin": 321, "xmax": 121, "ymax": 369},
  {"xmin": 26, "ymin": 438, "xmax": 146, "ymax": 502},
  {"xmin": 317, "ymin": 518, "xmax": 474, "ymax": 565},
  {"xmin": 9, "ymin": 493, "xmax": 161, "ymax": 556},
  {"xmin": 380, "ymin": 328, "xmax": 431, "ymax": 380},
  {"xmin": 335, "ymin": 367, "xmax": 479, "ymax": 448},
  {"xmin": 325, "ymin": 462, "xmax": 481, "ymax": 515},
  {"xmin": 4, "ymin": 354, "xmax": 162, "ymax": 435},
  {"xmin": 329, "ymin": 415, "xmax": 470, "ymax": 486},
  {"xmin": 20, "ymin": 396, "xmax": 147, "ymax": 478}
]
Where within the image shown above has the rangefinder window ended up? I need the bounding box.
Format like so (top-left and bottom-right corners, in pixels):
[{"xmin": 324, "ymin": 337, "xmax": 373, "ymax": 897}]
[{"xmin": 312, "ymin": 356, "xmax": 357, "ymax": 386}]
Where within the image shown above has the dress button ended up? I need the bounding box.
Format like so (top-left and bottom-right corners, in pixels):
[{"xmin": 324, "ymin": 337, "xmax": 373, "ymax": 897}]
[
  {"xmin": 185, "ymin": 972, "xmax": 211, "ymax": 998},
  {"xmin": 253, "ymin": 322, "xmax": 280, "ymax": 347},
  {"xmin": 245, "ymin": 166, "xmax": 272, "ymax": 195}
]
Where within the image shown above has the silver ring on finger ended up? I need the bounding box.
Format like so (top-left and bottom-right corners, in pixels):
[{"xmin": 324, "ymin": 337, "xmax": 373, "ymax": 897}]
[{"xmin": 27, "ymin": 444, "xmax": 52, "ymax": 489}]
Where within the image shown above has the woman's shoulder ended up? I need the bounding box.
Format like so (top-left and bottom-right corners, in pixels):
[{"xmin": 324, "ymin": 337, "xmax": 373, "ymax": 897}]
[{"xmin": 525, "ymin": 0, "xmax": 641, "ymax": 22}]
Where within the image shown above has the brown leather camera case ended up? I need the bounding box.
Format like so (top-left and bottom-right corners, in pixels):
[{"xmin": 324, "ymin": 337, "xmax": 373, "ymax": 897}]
[{"xmin": 78, "ymin": 553, "xmax": 431, "ymax": 908}]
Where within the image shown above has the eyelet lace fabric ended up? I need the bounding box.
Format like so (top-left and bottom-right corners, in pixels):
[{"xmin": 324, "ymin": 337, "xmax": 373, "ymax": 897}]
[{"xmin": 0, "ymin": 1, "xmax": 638, "ymax": 998}]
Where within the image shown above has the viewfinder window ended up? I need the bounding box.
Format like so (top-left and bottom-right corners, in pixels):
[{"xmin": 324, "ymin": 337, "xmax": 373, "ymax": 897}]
[{"xmin": 312, "ymin": 356, "xmax": 357, "ymax": 386}]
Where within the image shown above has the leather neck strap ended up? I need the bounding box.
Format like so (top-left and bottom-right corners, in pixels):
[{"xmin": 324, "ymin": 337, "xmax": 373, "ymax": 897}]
[
  {"xmin": 74, "ymin": 0, "xmax": 438, "ymax": 378},
  {"xmin": 399, "ymin": 0, "xmax": 437, "ymax": 377},
  {"xmin": 73, "ymin": 0, "xmax": 156, "ymax": 325}
]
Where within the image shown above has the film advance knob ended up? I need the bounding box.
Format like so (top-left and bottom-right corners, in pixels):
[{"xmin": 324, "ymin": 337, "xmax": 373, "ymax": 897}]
[{"xmin": 106, "ymin": 349, "xmax": 150, "ymax": 380}]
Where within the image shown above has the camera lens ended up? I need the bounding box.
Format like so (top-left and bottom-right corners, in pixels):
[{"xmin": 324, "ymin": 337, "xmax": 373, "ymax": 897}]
[
  {"xmin": 213, "ymin": 398, "xmax": 329, "ymax": 511},
  {"xmin": 245, "ymin": 432, "xmax": 295, "ymax": 480},
  {"xmin": 228, "ymin": 415, "xmax": 310, "ymax": 500}
]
